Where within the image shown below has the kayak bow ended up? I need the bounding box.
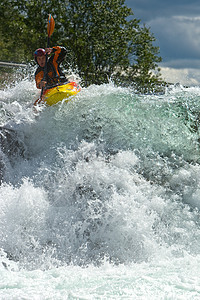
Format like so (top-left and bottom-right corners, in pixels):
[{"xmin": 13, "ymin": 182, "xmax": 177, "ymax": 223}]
[{"xmin": 34, "ymin": 81, "xmax": 81, "ymax": 106}]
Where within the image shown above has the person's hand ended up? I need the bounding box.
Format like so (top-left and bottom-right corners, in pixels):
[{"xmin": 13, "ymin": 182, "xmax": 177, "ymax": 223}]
[
  {"xmin": 45, "ymin": 48, "xmax": 53, "ymax": 55},
  {"xmin": 39, "ymin": 80, "xmax": 47, "ymax": 88}
]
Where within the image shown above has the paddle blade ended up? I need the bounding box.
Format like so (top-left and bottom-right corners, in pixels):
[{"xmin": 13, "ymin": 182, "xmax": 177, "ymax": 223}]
[{"xmin": 47, "ymin": 14, "xmax": 55, "ymax": 37}]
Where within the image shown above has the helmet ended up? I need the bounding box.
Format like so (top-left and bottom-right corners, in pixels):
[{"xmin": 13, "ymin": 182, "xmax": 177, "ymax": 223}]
[{"xmin": 34, "ymin": 48, "xmax": 45, "ymax": 63}]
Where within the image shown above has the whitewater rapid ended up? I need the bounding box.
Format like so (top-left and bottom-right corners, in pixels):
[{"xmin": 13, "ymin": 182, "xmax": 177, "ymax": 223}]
[{"xmin": 1, "ymin": 77, "xmax": 200, "ymax": 298}]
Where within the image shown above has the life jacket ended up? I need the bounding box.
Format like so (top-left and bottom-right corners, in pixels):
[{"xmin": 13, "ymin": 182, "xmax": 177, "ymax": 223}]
[{"xmin": 35, "ymin": 46, "xmax": 67, "ymax": 89}]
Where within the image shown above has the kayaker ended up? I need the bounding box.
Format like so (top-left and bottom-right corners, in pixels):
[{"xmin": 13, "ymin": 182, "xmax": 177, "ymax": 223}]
[{"xmin": 34, "ymin": 46, "xmax": 67, "ymax": 89}]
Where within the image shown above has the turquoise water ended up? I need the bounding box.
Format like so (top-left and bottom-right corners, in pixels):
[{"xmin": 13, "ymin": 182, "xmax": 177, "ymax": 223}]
[{"xmin": 1, "ymin": 78, "xmax": 200, "ymax": 299}]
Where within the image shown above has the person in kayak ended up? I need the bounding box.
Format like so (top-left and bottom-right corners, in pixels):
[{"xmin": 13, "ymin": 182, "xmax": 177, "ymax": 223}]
[{"xmin": 34, "ymin": 46, "xmax": 67, "ymax": 89}]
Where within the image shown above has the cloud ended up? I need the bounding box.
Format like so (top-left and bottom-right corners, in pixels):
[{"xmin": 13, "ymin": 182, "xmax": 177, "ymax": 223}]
[
  {"xmin": 125, "ymin": 1, "xmax": 200, "ymax": 22},
  {"xmin": 160, "ymin": 67, "xmax": 200, "ymax": 86},
  {"xmin": 149, "ymin": 16, "xmax": 200, "ymax": 66},
  {"xmin": 124, "ymin": 0, "xmax": 200, "ymax": 86},
  {"xmin": 161, "ymin": 59, "xmax": 200, "ymax": 69}
]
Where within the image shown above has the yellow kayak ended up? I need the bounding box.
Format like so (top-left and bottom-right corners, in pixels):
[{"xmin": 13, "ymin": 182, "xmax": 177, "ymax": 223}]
[{"xmin": 34, "ymin": 82, "xmax": 81, "ymax": 106}]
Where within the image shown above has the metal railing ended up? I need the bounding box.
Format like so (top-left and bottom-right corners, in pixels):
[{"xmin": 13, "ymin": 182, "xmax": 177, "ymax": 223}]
[{"xmin": 0, "ymin": 61, "xmax": 27, "ymax": 68}]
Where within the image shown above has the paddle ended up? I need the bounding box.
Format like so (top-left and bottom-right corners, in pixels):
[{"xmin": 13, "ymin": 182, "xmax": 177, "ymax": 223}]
[{"xmin": 39, "ymin": 14, "xmax": 55, "ymax": 100}]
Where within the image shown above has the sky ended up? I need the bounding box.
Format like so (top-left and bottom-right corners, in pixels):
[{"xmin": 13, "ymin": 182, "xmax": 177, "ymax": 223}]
[{"xmin": 125, "ymin": 0, "xmax": 200, "ymax": 86}]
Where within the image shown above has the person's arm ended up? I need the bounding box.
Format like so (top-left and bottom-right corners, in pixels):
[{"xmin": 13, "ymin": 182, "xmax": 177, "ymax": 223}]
[
  {"xmin": 51, "ymin": 46, "xmax": 67, "ymax": 65},
  {"xmin": 35, "ymin": 69, "xmax": 46, "ymax": 89}
]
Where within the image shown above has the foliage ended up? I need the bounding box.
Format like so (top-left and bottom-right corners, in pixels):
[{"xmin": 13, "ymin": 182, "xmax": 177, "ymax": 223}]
[
  {"xmin": 0, "ymin": 0, "xmax": 165, "ymax": 92},
  {"xmin": 0, "ymin": 0, "xmax": 26, "ymax": 61}
]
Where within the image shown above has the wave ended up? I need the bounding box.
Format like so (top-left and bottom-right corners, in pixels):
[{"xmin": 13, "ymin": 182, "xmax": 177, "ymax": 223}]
[{"xmin": 1, "ymin": 77, "xmax": 200, "ymax": 269}]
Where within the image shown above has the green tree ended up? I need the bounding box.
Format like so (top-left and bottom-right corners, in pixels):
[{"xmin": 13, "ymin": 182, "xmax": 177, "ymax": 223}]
[
  {"xmin": 115, "ymin": 23, "xmax": 164, "ymax": 92},
  {"xmin": 0, "ymin": 0, "xmax": 27, "ymax": 62},
  {"xmin": 58, "ymin": 1, "xmax": 136, "ymax": 85},
  {"xmin": 0, "ymin": 0, "xmax": 64, "ymax": 61},
  {"xmin": 0, "ymin": 0, "xmax": 164, "ymax": 92}
]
